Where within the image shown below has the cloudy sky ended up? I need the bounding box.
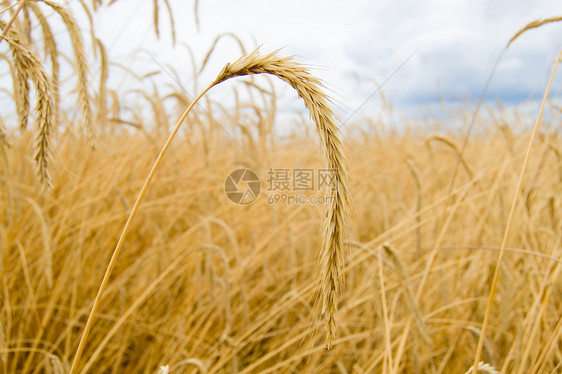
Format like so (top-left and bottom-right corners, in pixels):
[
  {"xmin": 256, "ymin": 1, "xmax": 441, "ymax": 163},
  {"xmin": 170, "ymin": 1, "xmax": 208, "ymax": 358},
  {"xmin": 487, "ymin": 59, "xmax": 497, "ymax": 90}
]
[{"xmin": 85, "ymin": 0, "xmax": 562, "ymax": 121}]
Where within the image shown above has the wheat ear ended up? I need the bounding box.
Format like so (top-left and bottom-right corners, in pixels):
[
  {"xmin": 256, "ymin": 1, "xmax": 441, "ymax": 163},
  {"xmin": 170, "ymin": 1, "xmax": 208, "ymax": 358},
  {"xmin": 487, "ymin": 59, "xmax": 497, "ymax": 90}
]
[
  {"xmin": 507, "ymin": 16, "xmax": 562, "ymax": 47},
  {"xmin": 69, "ymin": 50, "xmax": 348, "ymax": 373},
  {"xmin": 28, "ymin": 2, "xmax": 60, "ymax": 124},
  {"xmin": 214, "ymin": 50, "xmax": 350, "ymax": 347},
  {"xmin": 1, "ymin": 20, "xmax": 54, "ymax": 189},
  {"xmin": 40, "ymin": 0, "xmax": 92, "ymax": 140}
]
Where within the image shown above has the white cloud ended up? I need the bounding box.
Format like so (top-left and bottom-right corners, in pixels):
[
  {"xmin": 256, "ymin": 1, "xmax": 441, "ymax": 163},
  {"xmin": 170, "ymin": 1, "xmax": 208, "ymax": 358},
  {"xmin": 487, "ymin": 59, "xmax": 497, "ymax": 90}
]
[{"xmin": 63, "ymin": 0, "xmax": 562, "ymax": 122}]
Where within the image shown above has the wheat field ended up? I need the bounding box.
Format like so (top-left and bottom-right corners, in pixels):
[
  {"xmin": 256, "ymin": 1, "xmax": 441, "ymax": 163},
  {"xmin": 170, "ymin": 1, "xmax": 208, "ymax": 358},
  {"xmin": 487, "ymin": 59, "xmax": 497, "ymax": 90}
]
[{"xmin": 0, "ymin": 2, "xmax": 561, "ymax": 373}]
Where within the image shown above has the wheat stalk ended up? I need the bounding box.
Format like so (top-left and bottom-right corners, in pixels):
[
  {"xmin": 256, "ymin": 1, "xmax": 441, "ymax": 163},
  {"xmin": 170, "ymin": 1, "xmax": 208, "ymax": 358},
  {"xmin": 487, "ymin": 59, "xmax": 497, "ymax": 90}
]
[
  {"xmin": 406, "ymin": 158, "xmax": 422, "ymax": 252},
  {"xmin": 69, "ymin": 49, "xmax": 348, "ymax": 372},
  {"xmin": 0, "ymin": 0, "xmax": 26, "ymax": 44},
  {"xmin": 382, "ymin": 243, "xmax": 430, "ymax": 344},
  {"xmin": 0, "ymin": 119, "xmax": 7, "ymax": 146},
  {"xmin": 76, "ymin": 0, "xmax": 96, "ymax": 48},
  {"xmin": 425, "ymin": 133, "xmax": 474, "ymax": 179},
  {"xmin": 0, "ymin": 126, "xmax": 12, "ymax": 229},
  {"xmin": 472, "ymin": 48, "xmax": 561, "ymax": 374},
  {"xmin": 20, "ymin": 3, "xmax": 31, "ymax": 42},
  {"xmin": 95, "ymin": 38, "xmax": 108, "ymax": 128}
]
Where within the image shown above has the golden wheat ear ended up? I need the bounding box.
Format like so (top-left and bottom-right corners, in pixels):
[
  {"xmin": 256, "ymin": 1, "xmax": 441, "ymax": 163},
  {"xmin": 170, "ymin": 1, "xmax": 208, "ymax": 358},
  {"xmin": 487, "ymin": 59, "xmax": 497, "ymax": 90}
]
[
  {"xmin": 214, "ymin": 50, "xmax": 350, "ymax": 348},
  {"xmin": 40, "ymin": 0, "xmax": 92, "ymax": 141},
  {"xmin": 507, "ymin": 16, "xmax": 562, "ymax": 47},
  {"xmin": 69, "ymin": 50, "xmax": 349, "ymax": 373},
  {"xmin": 1, "ymin": 20, "xmax": 55, "ymax": 189}
]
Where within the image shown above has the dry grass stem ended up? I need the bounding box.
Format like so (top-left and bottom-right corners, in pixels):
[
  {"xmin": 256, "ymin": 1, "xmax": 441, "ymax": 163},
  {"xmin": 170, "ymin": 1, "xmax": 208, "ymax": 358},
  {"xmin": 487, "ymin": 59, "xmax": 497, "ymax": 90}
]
[
  {"xmin": 472, "ymin": 48, "xmax": 561, "ymax": 373},
  {"xmin": 95, "ymin": 38, "xmax": 108, "ymax": 127},
  {"xmin": 0, "ymin": 0, "xmax": 26, "ymax": 44},
  {"xmin": 382, "ymin": 243, "xmax": 430, "ymax": 344},
  {"xmin": 425, "ymin": 133, "xmax": 474, "ymax": 179}
]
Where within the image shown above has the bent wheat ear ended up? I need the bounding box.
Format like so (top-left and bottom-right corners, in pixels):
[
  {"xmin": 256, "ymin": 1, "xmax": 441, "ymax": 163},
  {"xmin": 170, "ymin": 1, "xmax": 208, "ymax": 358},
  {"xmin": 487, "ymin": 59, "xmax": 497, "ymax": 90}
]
[
  {"xmin": 40, "ymin": 0, "xmax": 92, "ymax": 140},
  {"xmin": 69, "ymin": 50, "xmax": 349, "ymax": 373},
  {"xmin": 1, "ymin": 20, "xmax": 54, "ymax": 189},
  {"xmin": 215, "ymin": 50, "xmax": 350, "ymax": 348},
  {"xmin": 28, "ymin": 2, "xmax": 60, "ymax": 124},
  {"xmin": 507, "ymin": 16, "xmax": 562, "ymax": 47}
]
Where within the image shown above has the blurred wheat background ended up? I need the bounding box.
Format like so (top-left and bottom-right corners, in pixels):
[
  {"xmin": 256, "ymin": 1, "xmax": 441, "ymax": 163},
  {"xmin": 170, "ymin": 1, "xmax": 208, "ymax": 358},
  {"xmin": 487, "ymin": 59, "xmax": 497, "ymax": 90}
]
[{"xmin": 0, "ymin": 1, "xmax": 561, "ymax": 373}]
